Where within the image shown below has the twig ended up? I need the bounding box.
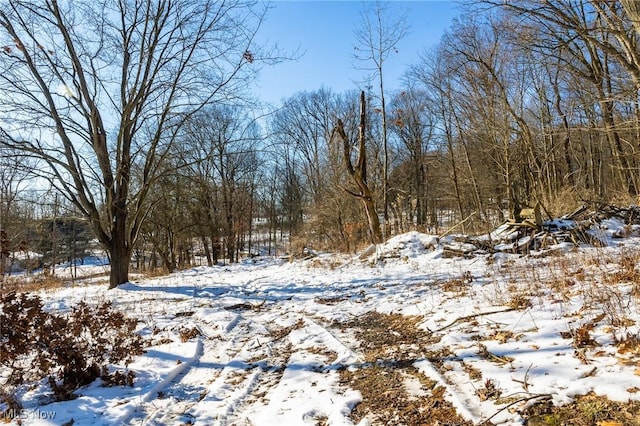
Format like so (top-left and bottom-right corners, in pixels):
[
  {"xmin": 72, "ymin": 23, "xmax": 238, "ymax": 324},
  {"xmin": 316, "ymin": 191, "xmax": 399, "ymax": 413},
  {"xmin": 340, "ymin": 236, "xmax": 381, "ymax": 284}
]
[
  {"xmin": 481, "ymin": 393, "xmax": 552, "ymax": 425},
  {"xmin": 430, "ymin": 307, "xmax": 517, "ymax": 333},
  {"xmin": 438, "ymin": 211, "xmax": 477, "ymax": 238},
  {"xmin": 580, "ymin": 366, "xmax": 597, "ymax": 378},
  {"xmin": 511, "ymin": 363, "xmax": 533, "ymax": 392}
]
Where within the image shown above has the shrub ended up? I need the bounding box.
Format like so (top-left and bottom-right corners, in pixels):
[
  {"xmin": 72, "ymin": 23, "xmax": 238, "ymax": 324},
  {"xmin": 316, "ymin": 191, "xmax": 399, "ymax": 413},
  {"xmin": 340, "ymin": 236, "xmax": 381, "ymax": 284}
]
[{"xmin": 0, "ymin": 292, "xmax": 145, "ymax": 405}]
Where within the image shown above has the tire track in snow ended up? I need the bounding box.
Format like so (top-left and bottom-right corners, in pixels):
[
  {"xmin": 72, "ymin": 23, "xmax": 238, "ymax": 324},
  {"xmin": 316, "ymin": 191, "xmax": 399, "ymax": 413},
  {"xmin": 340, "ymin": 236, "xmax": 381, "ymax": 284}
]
[
  {"xmin": 182, "ymin": 311, "xmax": 296, "ymax": 425},
  {"xmin": 234, "ymin": 312, "xmax": 363, "ymax": 426},
  {"xmin": 299, "ymin": 316, "xmax": 363, "ymax": 366},
  {"xmin": 111, "ymin": 338, "xmax": 204, "ymax": 425},
  {"xmin": 414, "ymin": 358, "xmax": 485, "ymax": 424},
  {"xmin": 190, "ymin": 361, "xmax": 265, "ymax": 426},
  {"xmin": 114, "ymin": 300, "xmax": 363, "ymax": 426},
  {"xmin": 117, "ymin": 311, "xmax": 263, "ymax": 425}
]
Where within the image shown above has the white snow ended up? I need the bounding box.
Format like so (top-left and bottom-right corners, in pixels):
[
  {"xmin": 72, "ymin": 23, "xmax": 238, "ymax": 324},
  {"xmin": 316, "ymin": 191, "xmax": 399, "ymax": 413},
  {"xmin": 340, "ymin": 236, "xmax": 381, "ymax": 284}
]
[{"xmin": 4, "ymin": 228, "xmax": 640, "ymax": 425}]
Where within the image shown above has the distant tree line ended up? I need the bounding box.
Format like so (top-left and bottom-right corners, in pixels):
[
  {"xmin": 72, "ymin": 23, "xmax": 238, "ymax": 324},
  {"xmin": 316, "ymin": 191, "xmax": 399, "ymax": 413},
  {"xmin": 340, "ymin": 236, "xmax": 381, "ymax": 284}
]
[
  {"xmin": 2, "ymin": 1, "xmax": 640, "ymax": 284},
  {"xmin": 0, "ymin": 177, "xmax": 95, "ymax": 277}
]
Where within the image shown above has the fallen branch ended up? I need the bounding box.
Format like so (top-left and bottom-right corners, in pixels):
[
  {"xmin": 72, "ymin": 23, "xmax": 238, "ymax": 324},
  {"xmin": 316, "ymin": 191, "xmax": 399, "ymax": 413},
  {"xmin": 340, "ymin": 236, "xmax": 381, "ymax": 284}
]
[
  {"xmin": 481, "ymin": 393, "xmax": 553, "ymax": 425},
  {"xmin": 438, "ymin": 211, "xmax": 478, "ymax": 238},
  {"xmin": 430, "ymin": 307, "xmax": 518, "ymax": 333}
]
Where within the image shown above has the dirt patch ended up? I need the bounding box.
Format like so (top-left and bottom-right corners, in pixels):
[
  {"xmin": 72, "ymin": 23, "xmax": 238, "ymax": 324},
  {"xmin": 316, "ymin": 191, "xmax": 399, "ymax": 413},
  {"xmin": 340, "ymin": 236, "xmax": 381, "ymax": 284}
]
[
  {"xmin": 268, "ymin": 318, "xmax": 305, "ymax": 341},
  {"xmin": 523, "ymin": 392, "xmax": 640, "ymax": 425},
  {"xmin": 337, "ymin": 311, "xmax": 473, "ymax": 425},
  {"xmin": 342, "ymin": 312, "xmax": 431, "ymax": 362}
]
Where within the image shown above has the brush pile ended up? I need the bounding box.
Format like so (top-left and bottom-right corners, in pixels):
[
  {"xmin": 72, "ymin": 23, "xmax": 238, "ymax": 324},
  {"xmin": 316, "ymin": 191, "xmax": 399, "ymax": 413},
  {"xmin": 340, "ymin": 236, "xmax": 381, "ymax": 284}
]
[{"xmin": 442, "ymin": 203, "xmax": 640, "ymax": 257}]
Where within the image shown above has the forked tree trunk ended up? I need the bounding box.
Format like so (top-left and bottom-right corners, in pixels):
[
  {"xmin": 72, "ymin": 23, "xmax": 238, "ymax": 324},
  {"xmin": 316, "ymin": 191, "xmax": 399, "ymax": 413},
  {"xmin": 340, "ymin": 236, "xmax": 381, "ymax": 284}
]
[{"xmin": 332, "ymin": 91, "xmax": 383, "ymax": 245}]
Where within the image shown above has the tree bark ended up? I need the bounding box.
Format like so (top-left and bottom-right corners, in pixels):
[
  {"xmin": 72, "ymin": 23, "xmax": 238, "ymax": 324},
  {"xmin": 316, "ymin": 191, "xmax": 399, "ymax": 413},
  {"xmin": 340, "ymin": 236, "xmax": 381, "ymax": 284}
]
[{"xmin": 108, "ymin": 237, "xmax": 131, "ymax": 289}]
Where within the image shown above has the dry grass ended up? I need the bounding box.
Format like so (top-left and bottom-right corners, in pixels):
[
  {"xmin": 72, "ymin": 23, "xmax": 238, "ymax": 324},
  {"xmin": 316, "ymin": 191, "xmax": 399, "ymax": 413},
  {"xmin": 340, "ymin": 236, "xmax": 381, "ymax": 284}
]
[
  {"xmin": 340, "ymin": 365, "xmax": 469, "ymax": 426},
  {"xmin": 441, "ymin": 272, "xmax": 472, "ymax": 296},
  {"xmin": 523, "ymin": 392, "xmax": 640, "ymax": 425},
  {"xmin": 337, "ymin": 311, "xmax": 473, "ymax": 425},
  {"xmin": 268, "ymin": 318, "xmax": 305, "ymax": 341},
  {"xmin": 141, "ymin": 267, "xmax": 170, "ymax": 278},
  {"xmin": 177, "ymin": 326, "xmax": 202, "ymax": 343},
  {"xmin": 462, "ymin": 361, "xmax": 483, "ymax": 381},
  {"xmin": 475, "ymin": 378, "xmax": 501, "ymax": 402},
  {"xmin": 506, "ymin": 293, "xmax": 531, "ymax": 309},
  {"xmin": 0, "ymin": 273, "xmax": 67, "ymax": 294}
]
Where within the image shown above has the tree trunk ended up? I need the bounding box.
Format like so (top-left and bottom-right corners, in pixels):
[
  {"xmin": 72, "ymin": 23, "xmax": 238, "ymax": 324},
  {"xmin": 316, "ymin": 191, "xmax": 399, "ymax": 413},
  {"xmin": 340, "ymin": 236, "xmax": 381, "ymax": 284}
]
[
  {"xmin": 598, "ymin": 89, "xmax": 636, "ymax": 194},
  {"xmin": 380, "ymin": 73, "xmax": 390, "ymax": 239},
  {"xmin": 108, "ymin": 239, "xmax": 131, "ymax": 289},
  {"xmin": 362, "ymin": 194, "xmax": 383, "ymax": 244},
  {"xmin": 107, "ymin": 208, "xmax": 132, "ymax": 289},
  {"xmin": 210, "ymin": 234, "xmax": 220, "ymax": 264},
  {"xmin": 202, "ymin": 237, "xmax": 212, "ymax": 266}
]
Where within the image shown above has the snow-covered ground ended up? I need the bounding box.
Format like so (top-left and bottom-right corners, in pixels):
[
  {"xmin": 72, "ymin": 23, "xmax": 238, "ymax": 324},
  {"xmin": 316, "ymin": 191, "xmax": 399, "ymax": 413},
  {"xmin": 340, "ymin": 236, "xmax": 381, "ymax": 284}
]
[{"xmin": 4, "ymin": 229, "xmax": 640, "ymax": 425}]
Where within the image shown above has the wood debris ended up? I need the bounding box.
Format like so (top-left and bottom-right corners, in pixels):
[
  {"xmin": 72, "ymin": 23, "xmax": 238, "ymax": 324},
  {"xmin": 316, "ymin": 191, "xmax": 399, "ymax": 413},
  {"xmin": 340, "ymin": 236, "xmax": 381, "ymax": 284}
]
[{"xmin": 442, "ymin": 203, "xmax": 640, "ymax": 257}]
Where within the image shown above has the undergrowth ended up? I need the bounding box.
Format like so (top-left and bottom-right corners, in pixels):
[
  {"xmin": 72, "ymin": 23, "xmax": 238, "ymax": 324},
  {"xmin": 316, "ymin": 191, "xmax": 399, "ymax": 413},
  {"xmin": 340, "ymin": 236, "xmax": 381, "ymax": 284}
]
[
  {"xmin": 0, "ymin": 292, "xmax": 145, "ymax": 410},
  {"xmin": 523, "ymin": 392, "xmax": 640, "ymax": 425},
  {"xmin": 0, "ymin": 274, "xmax": 67, "ymax": 295}
]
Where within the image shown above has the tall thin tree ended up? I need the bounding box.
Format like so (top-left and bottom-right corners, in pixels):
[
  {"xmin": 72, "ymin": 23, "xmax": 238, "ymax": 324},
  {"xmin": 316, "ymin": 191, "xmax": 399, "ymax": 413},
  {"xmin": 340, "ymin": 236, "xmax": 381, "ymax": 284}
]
[{"xmin": 354, "ymin": 1, "xmax": 409, "ymax": 238}]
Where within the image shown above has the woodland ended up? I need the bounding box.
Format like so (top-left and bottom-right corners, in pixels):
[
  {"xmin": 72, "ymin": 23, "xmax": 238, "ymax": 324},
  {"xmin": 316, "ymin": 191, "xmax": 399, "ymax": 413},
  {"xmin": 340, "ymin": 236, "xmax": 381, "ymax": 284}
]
[{"xmin": 1, "ymin": 1, "xmax": 640, "ymax": 286}]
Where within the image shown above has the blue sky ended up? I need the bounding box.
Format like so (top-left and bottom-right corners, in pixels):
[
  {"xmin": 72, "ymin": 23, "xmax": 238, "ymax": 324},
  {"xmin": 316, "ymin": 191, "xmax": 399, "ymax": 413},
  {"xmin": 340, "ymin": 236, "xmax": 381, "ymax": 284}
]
[{"xmin": 252, "ymin": 1, "xmax": 461, "ymax": 105}]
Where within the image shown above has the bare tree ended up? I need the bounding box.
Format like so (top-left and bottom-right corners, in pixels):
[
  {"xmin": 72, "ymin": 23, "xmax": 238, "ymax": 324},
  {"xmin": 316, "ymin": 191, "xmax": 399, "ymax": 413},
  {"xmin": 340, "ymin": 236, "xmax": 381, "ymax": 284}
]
[
  {"xmin": 622, "ymin": 0, "xmax": 640, "ymax": 36},
  {"xmin": 0, "ymin": 0, "xmax": 276, "ymax": 288},
  {"xmin": 270, "ymin": 89, "xmax": 338, "ymax": 209},
  {"xmin": 140, "ymin": 159, "xmax": 194, "ymax": 273},
  {"xmin": 388, "ymin": 88, "xmax": 435, "ymax": 229},
  {"xmin": 0, "ymin": 148, "xmax": 30, "ymax": 238},
  {"xmin": 354, "ymin": 1, "xmax": 409, "ymax": 237},
  {"xmin": 270, "ymin": 89, "xmax": 367, "ymax": 251},
  {"xmin": 182, "ymin": 105, "xmax": 261, "ymax": 263},
  {"xmin": 0, "ymin": 146, "xmax": 33, "ymax": 277},
  {"xmin": 483, "ymin": 0, "xmax": 640, "ymax": 195},
  {"xmin": 332, "ymin": 91, "xmax": 383, "ymax": 244},
  {"xmin": 409, "ymin": 52, "xmax": 471, "ymax": 229}
]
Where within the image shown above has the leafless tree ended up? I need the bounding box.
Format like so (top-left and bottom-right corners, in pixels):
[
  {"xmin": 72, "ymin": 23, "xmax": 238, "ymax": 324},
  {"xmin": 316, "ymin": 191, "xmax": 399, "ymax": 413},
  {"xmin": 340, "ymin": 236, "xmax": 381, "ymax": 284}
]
[
  {"xmin": 270, "ymin": 89, "xmax": 369, "ymax": 251},
  {"xmin": 332, "ymin": 91, "xmax": 383, "ymax": 244},
  {"xmin": 387, "ymin": 88, "xmax": 435, "ymax": 229},
  {"xmin": 270, "ymin": 89, "xmax": 338, "ymax": 209},
  {"xmin": 182, "ymin": 105, "xmax": 261, "ymax": 263},
  {"xmin": 0, "ymin": 146, "xmax": 33, "ymax": 277},
  {"xmin": 482, "ymin": 0, "xmax": 640, "ymax": 195},
  {"xmin": 0, "ymin": 0, "xmax": 277, "ymax": 288},
  {"xmin": 409, "ymin": 51, "xmax": 471, "ymax": 229},
  {"xmin": 354, "ymin": 1, "xmax": 409, "ymax": 238},
  {"xmin": 622, "ymin": 0, "xmax": 640, "ymax": 35}
]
